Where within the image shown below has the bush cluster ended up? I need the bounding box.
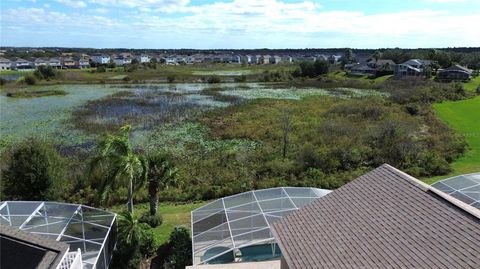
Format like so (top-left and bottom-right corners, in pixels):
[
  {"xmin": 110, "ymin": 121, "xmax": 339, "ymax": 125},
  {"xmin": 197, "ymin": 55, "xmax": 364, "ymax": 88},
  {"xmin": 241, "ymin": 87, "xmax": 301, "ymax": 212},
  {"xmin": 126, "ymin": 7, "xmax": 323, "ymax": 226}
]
[{"xmin": 139, "ymin": 213, "xmax": 163, "ymax": 228}]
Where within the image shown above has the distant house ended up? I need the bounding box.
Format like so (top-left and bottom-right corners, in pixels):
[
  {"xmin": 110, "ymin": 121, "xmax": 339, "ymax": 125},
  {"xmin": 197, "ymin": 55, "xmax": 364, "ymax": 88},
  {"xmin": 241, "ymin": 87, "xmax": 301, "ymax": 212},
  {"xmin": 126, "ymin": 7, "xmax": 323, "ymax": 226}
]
[
  {"xmin": 61, "ymin": 57, "xmax": 76, "ymax": 69},
  {"xmin": 13, "ymin": 58, "xmax": 33, "ymax": 70},
  {"xmin": 271, "ymin": 55, "xmax": 282, "ymax": 64},
  {"xmin": 34, "ymin": 58, "xmax": 49, "ymax": 68},
  {"xmin": 261, "ymin": 55, "xmax": 272, "ymax": 64},
  {"xmin": 77, "ymin": 58, "xmax": 90, "ymax": 69},
  {"xmin": 244, "ymin": 55, "xmax": 253, "ymax": 64},
  {"xmin": 136, "ymin": 54, "xmax": 151, "ymax": 63},
  {"xmin": 349, "ymin": 64, "xmax": 377, "ymax": 76},
  {"xmin": 49, "ymin": 58, "xmax": 62, "ymax": 69},
  {"xmin": 164, "ymin": 56, "xmax": 177, "ymax": 65},
  {"xmin": 394, "ymin": 64, "xmax": 423, "ymax": 77},
  {"xmin": 437, "ymin": 64, "xmax": 473, "ymax": 81},
  {"xmin": 113, "ymin": 56, "xmax": 132, "ymax": 66},
  {"xmin": 329, "ymin": 55, "xmax": 342, "ymax": 64},
  {"xmin": 394, "ymin": 59, "xmax": 431, "ymax": 78},
  {"xmin": 368, "ymin": 59, "xmax": 395, "ymax": 75},
  {"xmin": 253, "ymin": 55, "xmax": 262, "ymax": 64},
  {"xmin": 0, "ymin": 58, "xmax": 12, "ymax": 70},
  {"xmin": 91, "ymin": 54, "xmax": 111, "ymax": 64},
  {"xmin": 281, "ymin": 56, "xmax": 293, "ymax": 63},
  {"xmin": 316, "ymin": 54, "xmax": 329, "ymax": 61}
]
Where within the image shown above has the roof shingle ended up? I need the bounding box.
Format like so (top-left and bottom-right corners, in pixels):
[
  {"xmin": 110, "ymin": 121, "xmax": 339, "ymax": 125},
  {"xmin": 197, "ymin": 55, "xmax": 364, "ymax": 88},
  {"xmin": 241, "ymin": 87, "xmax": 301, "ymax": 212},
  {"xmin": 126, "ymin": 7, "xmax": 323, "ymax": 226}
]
[{"xmin": 271, "ymin": 164, "xmax": 480, "ymax": 269}]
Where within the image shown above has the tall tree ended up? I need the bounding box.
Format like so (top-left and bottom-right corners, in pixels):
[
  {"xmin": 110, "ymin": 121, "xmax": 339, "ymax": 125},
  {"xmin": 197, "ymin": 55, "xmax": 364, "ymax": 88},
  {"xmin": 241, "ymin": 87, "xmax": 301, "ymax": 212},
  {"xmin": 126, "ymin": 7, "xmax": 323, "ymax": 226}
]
[
  {"xmin": 146, "ymin": 153, "xmax": 178, "ymax": 215},
  {"xmin": 2, "ymin": 139, "xmax": 65, "ymax": 201},
  {"xmin": 89, "ymin": 125, "xmax": 146, "ymax": 213}
]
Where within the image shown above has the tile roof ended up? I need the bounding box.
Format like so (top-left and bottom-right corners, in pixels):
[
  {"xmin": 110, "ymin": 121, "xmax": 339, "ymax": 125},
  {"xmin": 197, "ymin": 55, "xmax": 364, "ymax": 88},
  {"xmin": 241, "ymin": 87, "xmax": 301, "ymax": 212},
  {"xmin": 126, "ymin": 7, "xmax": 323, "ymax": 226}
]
[
  {"xmin": 0, "ymin": 224, "xmax": 69, "ymax": 269},
  {"xmin": 271, "ymin": 164, "xmax": 480, "ymax": 269}
]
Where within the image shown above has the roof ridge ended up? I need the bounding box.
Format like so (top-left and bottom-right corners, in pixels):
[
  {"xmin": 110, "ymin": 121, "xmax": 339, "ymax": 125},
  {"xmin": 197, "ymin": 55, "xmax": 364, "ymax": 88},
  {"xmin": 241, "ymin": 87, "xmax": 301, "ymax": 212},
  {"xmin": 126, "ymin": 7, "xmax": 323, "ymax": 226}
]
[{"xmin": 382, "ymin": 163, "xmax": 480, "ymax": 219}]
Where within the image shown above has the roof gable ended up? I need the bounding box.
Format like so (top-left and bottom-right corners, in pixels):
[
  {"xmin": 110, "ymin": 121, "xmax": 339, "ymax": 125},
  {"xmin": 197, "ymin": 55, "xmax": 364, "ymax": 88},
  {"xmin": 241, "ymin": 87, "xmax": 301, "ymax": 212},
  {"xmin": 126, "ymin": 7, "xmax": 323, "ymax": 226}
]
[{"xmin": 272, "ymin": 164, "xmax": 480, "ymax": 269}]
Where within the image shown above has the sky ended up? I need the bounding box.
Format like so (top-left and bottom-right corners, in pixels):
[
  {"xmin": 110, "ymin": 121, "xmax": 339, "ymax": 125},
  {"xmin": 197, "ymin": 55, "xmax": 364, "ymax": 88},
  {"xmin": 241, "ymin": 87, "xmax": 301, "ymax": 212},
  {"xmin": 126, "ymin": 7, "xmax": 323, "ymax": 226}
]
[{"xmin": 0, "ymin": 0, "xmax": 479, "ymax": 49}]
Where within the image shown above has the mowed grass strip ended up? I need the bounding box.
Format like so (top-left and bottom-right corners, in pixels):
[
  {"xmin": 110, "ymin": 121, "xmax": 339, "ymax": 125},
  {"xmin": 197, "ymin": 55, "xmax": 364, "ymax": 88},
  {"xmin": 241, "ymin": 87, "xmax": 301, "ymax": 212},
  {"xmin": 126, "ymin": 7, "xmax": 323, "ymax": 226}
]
[
  {"xmin": 425, "ymin": 96, "xmax": 480, "ymax": 184},
  {"xmin": 109, "ymin": 201, "xmax": 207, "ymax": 245}
]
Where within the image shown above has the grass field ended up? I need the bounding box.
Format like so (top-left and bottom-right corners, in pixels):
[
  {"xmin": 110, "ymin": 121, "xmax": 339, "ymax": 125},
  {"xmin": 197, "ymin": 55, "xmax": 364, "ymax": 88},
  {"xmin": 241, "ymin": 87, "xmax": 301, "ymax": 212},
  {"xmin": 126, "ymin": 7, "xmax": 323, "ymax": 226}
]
[
  {"xmin": 425, "ymin": 96, "xmax": 480, "ymax": 184},
  {"xmin": 109, "ymin": 201, "xmax": 207, "ymax": 246},
  {"xmin": 463, "ymin": 76, "xmax": 480, "ymax": 92}
]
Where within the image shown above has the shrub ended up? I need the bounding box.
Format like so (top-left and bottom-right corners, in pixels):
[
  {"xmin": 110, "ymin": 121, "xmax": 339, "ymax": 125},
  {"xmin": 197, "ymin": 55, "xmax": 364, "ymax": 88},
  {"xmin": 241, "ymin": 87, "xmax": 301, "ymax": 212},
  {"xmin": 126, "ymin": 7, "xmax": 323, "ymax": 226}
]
[
  {"xmin": 122, "ymin": 76, "xmax": 131, "ymax": 82},
  {"xmin": 24, "ymin": 75, "xmax": 36, "ymax": 85},
  {"xmin": 2, "ymin": 139, "xmax": 66, "ymax": 200},
  {"xmin": 234, "ymin": 75, "xmax": 247, "ymax": 83},
  {"xmin": 96, "ymin": 66, "xmax": 106, "ymax": 73},
  {"xmin": 167, "ymin": 75, "xmax": 176, "ymax": 83},
  {"xmin": 139, "ymin": 213, "xmax": 163, "ymax": 228},
  {"xmin": 162, "ymin": 227, "xmax": 192, "ymax": 269},
  {"xmin": 34, "ymin": 65, "xmax": 57, "ymax": 80},
  {"xmin": 476, "ymin": 86, "xmax": 480, "ymax": 94},
  {"xmin": 207, "ymin": 76, "xmax": 221, "ymax": 84},
  {"xmin": 0, "ymin": 77, "xmax": 7, "ymax": 85}
]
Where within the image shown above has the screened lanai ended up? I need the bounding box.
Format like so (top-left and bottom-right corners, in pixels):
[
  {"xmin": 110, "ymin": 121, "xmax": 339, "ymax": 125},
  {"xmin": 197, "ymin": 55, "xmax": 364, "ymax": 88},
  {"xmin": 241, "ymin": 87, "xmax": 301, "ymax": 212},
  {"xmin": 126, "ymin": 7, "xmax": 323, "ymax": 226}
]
[
  {"xmin": 432, "ymin": 172, "xmax": 480, "ymax": 209},
  {"xmin": 191, "ymin": 187, "xmax": 331, "ymax": 265},
  {"xmin": 0, "ymin": 201, "xmax": 117, "ymax": 269}
]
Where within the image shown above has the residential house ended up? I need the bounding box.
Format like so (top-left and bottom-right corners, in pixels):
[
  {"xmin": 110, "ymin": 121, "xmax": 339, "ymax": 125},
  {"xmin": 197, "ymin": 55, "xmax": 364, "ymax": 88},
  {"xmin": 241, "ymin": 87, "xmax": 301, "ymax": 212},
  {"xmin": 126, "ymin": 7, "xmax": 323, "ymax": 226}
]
[
  {"xmin": 0, "ymin": 58, "xmax": 12, "ymax": 70},
  {"xmin": 136, "ymin": 54, "xmax": 151, "ymax": 63},
  {"xmin": 272, "ymin": 164, "xmax": 480, "ymax": 269},
  {"xmin": 34, "ymin": 58, "xmax": 49, "ymax": 68},
  {"xmin": 271, "ymin": 55, "xmax": 282, "ymax": 64},
  {"xmin": 113, "ymin": 56, "xmax": 132, "ymax": 66},
  {"xmin": 253, "ymin": 55, "xmax": 263, "ymax": 64},
  {"xmin": 61, "ymin": 57, "xmax": 77, "ymax": 69},
  {"xmin": 349, "ymin": 64, "xmax": 377, "ymax": 76},
  {"xmin": 245, "ymin": 55, "xmax": 254, "ymax": 64},
  {"xmin": 394, "ymin": 64, "xmax": 423, "ymax": 77},
  {"xmin": 77, "ymin": 58, "xmax": 90, "ymax": 69},
  {"xmin": 281, "ymin": 56, "xmax": 293, "ymax": 63},
  {"xmin": 437, "ymin": 64, "xmax": 473, "ymax": 81},
  {"xmin": 394, "ymin": 59, "xmax": 432, "ymax": 78},
  {"xmin": 367, "ymin": 59, "xmax": 396, "ymax": 75},
  {"xmin": 328, "ymin": 55, "xmax": 342, "ymax": 64},
  {"xmin": 164, "ymin": 56, "xmax": 178, "ymax": 65},
  {"xmin": 91, "ymin": 54, "xmax": 111, "ymax": 65},
  {"xmin": 261, "ymin": 55, "xmax": 272, "ymax": 64},
  {"xmin": 316, "ymin": 54, "xmax": 329, "ymax": 61},
  {"xmin": 49, "ymin": 58, "xmax": 62, "ymax": 69},
  {"xmin": 13, "ymin": 58, "xmax": 33, "ymax": 70}
]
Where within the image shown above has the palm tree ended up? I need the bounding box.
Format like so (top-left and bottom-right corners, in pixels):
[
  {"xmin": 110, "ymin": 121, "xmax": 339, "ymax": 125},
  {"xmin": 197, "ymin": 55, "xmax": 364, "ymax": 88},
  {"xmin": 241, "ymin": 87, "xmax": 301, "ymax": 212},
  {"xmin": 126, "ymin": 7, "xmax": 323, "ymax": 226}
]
[
  {"xmin": 89, "ymin": 125, "xmax": 146, "ymax": 213},
  {"xmin": 146, "ymin": 153, "xmax": 178, "ymax": 215},
  {"xmin": 117, "ymin": 211, "xmax": 147, "ymax": 247}
]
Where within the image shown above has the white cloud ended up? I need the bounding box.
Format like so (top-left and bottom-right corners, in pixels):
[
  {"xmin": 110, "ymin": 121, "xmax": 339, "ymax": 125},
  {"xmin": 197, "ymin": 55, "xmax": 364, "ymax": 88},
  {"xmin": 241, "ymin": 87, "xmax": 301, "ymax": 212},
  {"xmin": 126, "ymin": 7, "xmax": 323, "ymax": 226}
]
[
  {"xmin": 88, "ymin": 0, "xmax": 191, "ymax": 12},
  {"xmin": 1, "ymin": 0, "xmax": 479, "ymax": 48},
  {"xmin": 426, "ymin": 0, "xmax": 473, "ymax": 2},
  {"xmin": 55, "ymin": 0, "xmax": 87, "ymax": 8}
]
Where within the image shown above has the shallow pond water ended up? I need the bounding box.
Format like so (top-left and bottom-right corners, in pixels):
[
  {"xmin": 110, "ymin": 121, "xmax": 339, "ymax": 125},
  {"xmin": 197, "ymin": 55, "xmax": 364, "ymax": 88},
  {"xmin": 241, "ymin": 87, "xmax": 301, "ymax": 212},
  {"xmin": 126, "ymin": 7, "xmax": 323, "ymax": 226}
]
[{"xmin": 0, "ymin": 83, "xmax": 385, "ymax": 152}]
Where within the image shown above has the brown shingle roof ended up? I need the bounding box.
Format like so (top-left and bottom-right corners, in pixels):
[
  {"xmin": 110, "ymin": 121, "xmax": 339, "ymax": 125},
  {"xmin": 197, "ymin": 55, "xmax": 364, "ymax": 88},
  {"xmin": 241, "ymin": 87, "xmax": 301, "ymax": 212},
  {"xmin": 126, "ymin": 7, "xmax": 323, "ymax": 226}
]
[
  {"xmin": 0, "ymin": 224, "xmax": 69, "ymax": 269},
  {"xmin": 271, "ymin": 164, "xmax": 480, "ymax": 269}
]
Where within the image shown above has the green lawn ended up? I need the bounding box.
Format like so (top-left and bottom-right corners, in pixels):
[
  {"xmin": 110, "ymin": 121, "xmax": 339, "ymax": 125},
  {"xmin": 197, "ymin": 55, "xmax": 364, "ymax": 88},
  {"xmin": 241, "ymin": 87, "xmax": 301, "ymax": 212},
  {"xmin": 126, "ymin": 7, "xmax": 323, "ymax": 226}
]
[
  {"xmin": 425, "ymin": 96, "xmax": 480, "ymax": 184},
  {"xmin": 463, "ymin": 76, "xmax": 480, "ymax": 92},
  {"xmin": 109, "ymin": 201, "xmax": 207, "ymax": 246}
]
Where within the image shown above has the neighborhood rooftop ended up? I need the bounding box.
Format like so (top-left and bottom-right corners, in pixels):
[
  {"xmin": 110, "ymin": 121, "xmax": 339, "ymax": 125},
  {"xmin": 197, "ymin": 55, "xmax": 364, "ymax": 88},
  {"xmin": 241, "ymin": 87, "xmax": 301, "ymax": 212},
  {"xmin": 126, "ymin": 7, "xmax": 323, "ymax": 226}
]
[
  {"xmin": 0, "ymin": 201, "xmax": 117, "ymax": 269},
  {"xmin": 271, "ymin": 164, "xmax": 480, "ymax": 269},
  {"xmin": 0, "ymin": 224, "xmax": 69, "ymax": 269}
]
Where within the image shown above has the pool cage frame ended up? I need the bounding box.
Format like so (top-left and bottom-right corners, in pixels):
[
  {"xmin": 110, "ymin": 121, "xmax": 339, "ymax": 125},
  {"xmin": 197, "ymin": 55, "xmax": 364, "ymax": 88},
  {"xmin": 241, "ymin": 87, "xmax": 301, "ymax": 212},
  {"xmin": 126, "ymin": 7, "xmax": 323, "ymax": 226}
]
[
  {"xmin": 0, "ymin": 201, "xmax": 117, "ymax": 269},
  {"xmin": 432, "ymin": 172, "xmax": 480, "ymax": 209},
  {"xmin": 191, "ymin": 187, "xmax": 331, "ymax": 265}
]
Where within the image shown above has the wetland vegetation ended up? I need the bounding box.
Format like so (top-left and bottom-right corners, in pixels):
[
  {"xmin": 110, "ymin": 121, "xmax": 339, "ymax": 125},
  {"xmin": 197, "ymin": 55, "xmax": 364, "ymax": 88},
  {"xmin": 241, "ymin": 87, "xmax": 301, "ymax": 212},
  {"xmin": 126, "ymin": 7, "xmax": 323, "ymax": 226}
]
[{"xmin": 1, "ymin": 64, "xmax": 478, "ymax": 266}]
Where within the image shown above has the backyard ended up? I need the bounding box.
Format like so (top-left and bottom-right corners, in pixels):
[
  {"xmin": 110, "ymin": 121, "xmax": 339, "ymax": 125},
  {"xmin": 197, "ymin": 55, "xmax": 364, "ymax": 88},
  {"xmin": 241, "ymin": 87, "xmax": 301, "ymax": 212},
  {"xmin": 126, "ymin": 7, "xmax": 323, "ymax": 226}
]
[{"xmin": 427, "ymin": 96, "xmax": 480, "ymax": 183}]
